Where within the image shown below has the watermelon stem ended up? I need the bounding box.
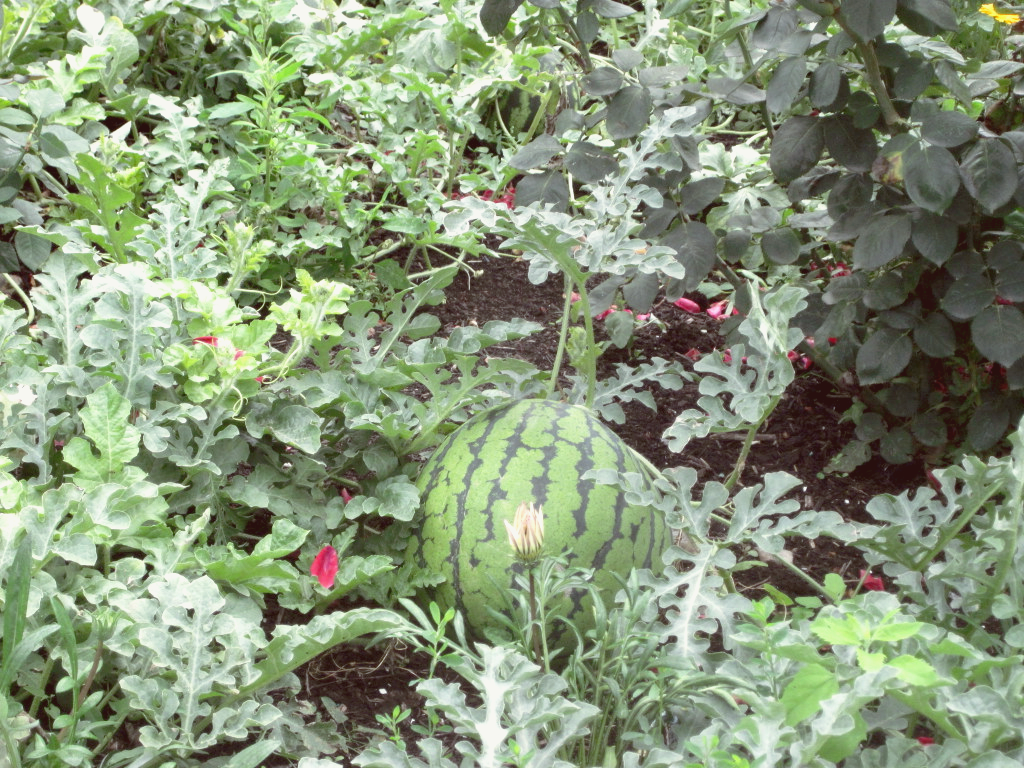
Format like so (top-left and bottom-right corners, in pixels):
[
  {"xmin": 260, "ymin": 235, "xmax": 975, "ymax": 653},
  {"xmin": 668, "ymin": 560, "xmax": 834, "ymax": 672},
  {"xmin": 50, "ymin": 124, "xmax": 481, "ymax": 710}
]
[{"xmin": 549, "ymin": 270, "xmax": 597, "ymax": 408}]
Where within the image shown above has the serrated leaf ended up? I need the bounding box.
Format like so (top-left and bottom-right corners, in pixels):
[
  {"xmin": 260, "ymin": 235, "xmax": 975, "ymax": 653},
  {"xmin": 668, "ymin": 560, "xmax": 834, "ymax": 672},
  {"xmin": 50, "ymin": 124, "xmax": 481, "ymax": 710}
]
[
  {"xmin": 810, "ymin": 61, "xmax": 841, "ymax": 109},
  {"xmin": 767, "ymin": 57, "xmax": 807, "ymax": 113},
  {"xmin": 942, "ymin": 272, "xmax": 995, "ymax": 319},
  {"xmin": 972, "ymin": 305, "xmax": 1024, "ymax": 366},
  {"xmin": 661, "ymin": 221, "xmax": 716, "ymax": 292},
  {"xmin": 605, "ymin": 86, "xmax": 652, "ymax": 139},
  {"xmin": 591, "ymin": 0, "xmax": 635, "ymax": 18},
  {"xmin": 914, "ymin": 312, "xmax": 956, "ymax": 357},
  {"xmin": 514, "ymin": 170, "xmax": 570, "ymax": 210},
  {"xmin": 967, "ymin": 398, "xmax": 1011, "ymax": 451},
  {"xmin": 508, "ymin": 134, "xmax": 562, "ymax": 170},
  {"xmin": 961, "ymin": 138, "xmax": 1019, "ymax": 212},
  {"xmin": 66, "ymin": 383, "xmax": 141, "ymax": 480},
  {"xmin": 856, "ymin": 327, "xmax": 912, "ymax": 384},
  {"xmin": 781, "ymin": 664, "xmax": 839, "ymax": 725},
  {"xmin": 761, "ymin": 227, "xmax": 801, "ymax": 264},
  {"xmin": 852, "ymin": 213, "xmax": 911, "ymax": 270},
  {"xmin": 480, "ymin": 0, "xmax": 524, "ymax": 35},
  {"xmin": 752, "ymin": 6, "xmax": 799, "ymax": 50},
  {"xmin": 680, "ymin": 177, "xmax": 725, "ymax": 216},
  {"xmin": 563, "ymin": 140, "xmax": 617, "ymax": 182},
  {"xmin": 823, "ymin": 113, "xmax": 878, "ymax": 171},
  {"xmin": 921, "ymin": 110, "xmax": 979, "ymax": 147},
  {"xmin": 770, "ymin": 116, "xmax": 825, "ymax": 183},
  {"xmin": 912, "ymin": 212, "xmax": 957, "ymax": 265},
  {"xmin": 840, "ymin": 0, "xmax": 896, "ymax": 40},
  {"xmin": 896, "ymin": 0, "xmax": 958, "ymax": 34},
  {"xmin": 581, "ymin": 67, "xmax": 623, "ymax": 96},
  {"xmin": 904, "ymin": 141, "xmax": 960, "ymax": 213}
]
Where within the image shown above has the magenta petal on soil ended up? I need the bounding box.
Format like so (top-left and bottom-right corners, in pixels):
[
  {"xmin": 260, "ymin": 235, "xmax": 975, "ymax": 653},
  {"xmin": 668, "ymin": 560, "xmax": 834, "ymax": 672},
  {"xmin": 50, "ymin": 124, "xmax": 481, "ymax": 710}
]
[
  {"xmin": 859, "ymin": 569, "xmax": 885, "ymax": 591},
  {"xmin": 311, "ymin": 545, "xmax": 339, "ymax": 588},
  {"xmin": 673, "ymin": 297, "xmax": 700, "ymax": 313}
]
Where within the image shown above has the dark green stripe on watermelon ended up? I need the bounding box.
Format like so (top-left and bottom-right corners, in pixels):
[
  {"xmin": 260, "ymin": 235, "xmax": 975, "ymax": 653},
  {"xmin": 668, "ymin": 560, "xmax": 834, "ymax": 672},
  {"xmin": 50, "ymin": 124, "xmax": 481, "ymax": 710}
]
[{"xmin": 412, "ymin": 399, "xmax": 670, "ymax": 638}]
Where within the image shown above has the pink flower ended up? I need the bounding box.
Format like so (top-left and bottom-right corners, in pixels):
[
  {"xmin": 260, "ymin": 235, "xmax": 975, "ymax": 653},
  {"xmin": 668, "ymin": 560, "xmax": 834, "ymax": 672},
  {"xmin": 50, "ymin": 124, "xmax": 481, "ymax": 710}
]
[
  {"xmin": 673, "ymin": 297, "xmax": 701, "ymax": 313},
  {"xmin": 996, "ymin": 296, "xmax": 1014, "ymax": 305},
  {"xmin": 596, "ymin": 306, "xmax": 618, "ymax": 320},
  {"xmin": 340, "ymin": 487, "xmax": 353, "ymax": 503},
  {"xmin": 707, "ymin": 300, "xmax": 734, "ymax": 319},
  {"xmin": 684, "ymin": 348, "xmax": 701, "ymax": 361},
  {"xmin": 635, "ymin": 312, "xmax": 651, "ymax": 322},
  {"xmin": 916, "ymin": 736, "xmax": 935, "ymax": 745},
  {"xmin": 311, "ymin": 546, "xmax": 339, "ymax": 588},
  {"xmin": 570, "ymin": 292, "xmax": 581, "ymax": 303},
  {"xmin": 859, "ymin": 570, "xmax": 885, "ymax": 591}
]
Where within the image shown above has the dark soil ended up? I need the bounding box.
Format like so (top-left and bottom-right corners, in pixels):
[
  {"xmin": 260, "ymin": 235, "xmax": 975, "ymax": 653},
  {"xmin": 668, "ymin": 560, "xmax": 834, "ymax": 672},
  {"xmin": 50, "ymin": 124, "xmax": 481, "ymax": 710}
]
[{"xmin": 250, "ymin": 256, "xmax": 926, "ymax": 765}]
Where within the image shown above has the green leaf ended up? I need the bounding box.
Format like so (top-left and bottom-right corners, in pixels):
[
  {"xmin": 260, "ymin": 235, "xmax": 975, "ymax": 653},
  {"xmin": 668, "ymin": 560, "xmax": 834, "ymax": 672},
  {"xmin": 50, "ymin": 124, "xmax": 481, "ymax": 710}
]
[
  {"xmin": 856, "ymin": 327, "xmax": 912, "ymax": 384},
  {"xmin": 605, "ymin": 86, "xmax": 652, "ymax": 139},
  {"xmin": 921, "ymin": 110, "xmax": 979, "ymax": 147},
  {"xmin": 680, "ymin": 177, "xmax": 726, "ymax": 216},
  {"xmin": 972, "ymin": 305, "xmax": 1024, "ymax": 366},
  {"xmin": 903, "ymin": 141, "xmax": 960, "ymax": 213},
  {"xmin": 515, "ymin": 170, "xmax": 570, "ymax": 210},
  {"xmin": 852, "ymin": 213, "xmax": 911, "ymax": 270},
  {"xmin": 961, "ymin": 139, "xmax": 1019, "ymax": 213},
  {"xmin": 581, "ymin": 67, "xmax": 623, "ymax": 97},
  {"xmin": 872, "ymin": 621, "xmax": 924, "ymax": 642},
  {"xmin": 812, "ymin": 615, "xmax": 863, "ymax": 645},
  {"xmin": 761, "ymin": 227, "xmax": 801, "ymax": 264},
  {"xmin": 590, "ymin": 0, "xmax": 635, "ymax": 18},
  {"xmin": 840, "ymin": 0, "xmax": 896, "ymax": 40},
  {"xmin": 912, "ymin": 212, "xmax": 957, "ymax": 265},
  {"xmin": 896, "ymin": 0, "xmax": 958, "ymax": 34},
  {"xmin": 823, "ymin": 113, "xmax": 877, "ymax": 171},
  {"xmin": 942, "ymin": 272, "xmax": 995, "ymax": 320},
  {"xmin": 508, "ymin": 134, "xmax": 562, "ymax": 170},
  {"xmin": 64, "ymin": 383, "xmax": 141, "ymax": 481},
  {"xmin": 564, "ymin": 140, "xmax": 617, "ymax": 182},
  {"xmin": 781, "ymin": 664, "xmax": 839, "ymax": 725},
  {"xmin": 770, "ymin": 116, "xmax": 825, "ymax": 183},
  {"xmin": 888, "ymin": 654, "xmax": 941, "ymax": 686},
  {"xmin": 480, "ymin": 0, "xmax": 524, "ymax": 35},
  {"xmin": 241, "ymin": 608, "xmax": 409, "ymax": 697},
  {"xmin": 809, "ymin": 61, "xmax": 842, "ymax": 109},
  {"xmin": 661, "ymin": 221, "xmax": 716, "ymax": 292},
  {"xmin": 767, "ymin": 57, "xmax": 807, "ymax": 114},
  {"xmin": 968, "ymin": 398, "xmax": 1011, "ymax": 451},
  {"xmin": 752, "ymin": 6, "xmax": 800, "ymax": 51},
  {"xmin": 914, "ymin": 312, "xmax": 956, "ymax": 357}
]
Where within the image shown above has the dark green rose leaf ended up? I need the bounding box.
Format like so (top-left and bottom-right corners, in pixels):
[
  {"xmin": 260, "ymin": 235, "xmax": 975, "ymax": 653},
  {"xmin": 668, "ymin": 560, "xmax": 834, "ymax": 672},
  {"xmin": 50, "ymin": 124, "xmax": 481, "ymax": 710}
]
[
  {"xmin": 912, "ymin": 412, "xmax": 948, "ymax": 446},
  {"xmin": 880, "ymin": 427, "xmax": 914, "ymax": 464},
  {"xmin": 903, "ymin": 141, "xmax": 960, "ymax": 213},
  {"xmin": 767, "ymin": 57, "xmax": 807, "ymax": 114},
  {"xmin": 823, "ymin": 114, "xmax": 878, "ymax": 171},
  {"xmin": 662, "ymin": 221, "xmax": 716, "ymax": 292},
  {"xmin": 515, "ymin": 170, "xmax": 570, "ymax": 210},
  {"xmin": 480, "ymin": 0, "xmax": 524, "ymax": 35},
  {"xmin": 913, "ymin": 312, "xmax": 956, "ymax": 357},
  {"xmin": 582, "ymin": 67, "xmax": 624, "ymax": 96},
  {"xmin": 770, "ymin": 115, "xmax": 825, "ymax": 183},
  {"xmin": 968, "ymin": 398, "xmax": 1011, "ymax": 451},
  {"xmin": 590, "ymin": 0, "xmax": 636, "ymax": 18},
  {"xmin": 564, "ymin": 141, "xmax": 617, "ymax": 182},
  {"xmin": 840, "ymin": 0, "xmax": 896, "ymax": 41},
  {"xmin": 852, "ymin": 213, "xmax": 911, "ymax": 270},
  {"xmin": 863, "ymin": 271, "xmax": 908, "ymax": 310},
  {"xmin": 972, "ymin": 305, "xmax": 1024, "ymax": 366},
  {"xmin": 911, "ymin": 212, "xmax": 957, "ymax": 265},
  {"xmin": 896, "ymin": 0, "xmax": 958, "ymax": 35},
  {"xmin": 893, "ymin": 58, "xmax": 934, "ymax": 101},
  {"xmin": 942, "ymin": 271, "xmax": 995, "ymax": 320},
  {"xmin": 605, "ymin": 86, "xmax": 652, "ymax": 139},
  {"xmin": 707, "ymin": 77, "xmax": 766, "ymax": 106},
  {"xmin": 856, "ymin": 326, "xmax": 912, "ymax": 385},
  {"xmin": 508, "ymin": 134, "xmax": 563, "ymax": 170},
  {"xmin": 680, "ymin": 177, "xmax": 726, "ymax": 216},
  {"xmin": 961, "ymin": 138, "xmax": 1019, "ymax": 213},
  {"xmin": 995, "ymin": 263, "xmax": 1024, "ymax": 302},
  {"xmin": 761, "ymin": 227, "xmax": 802, "ymax": 264},
  {"xmin": 752, "ymin": 6, "xmax": 800, "ymax": 50},
  {"xmin": 809, "ymin": 61, "xmax": 841, "ymax": 109},
  {"xmin": 921, "ymin": 110, "xmax": 979, "ymax": 148}
]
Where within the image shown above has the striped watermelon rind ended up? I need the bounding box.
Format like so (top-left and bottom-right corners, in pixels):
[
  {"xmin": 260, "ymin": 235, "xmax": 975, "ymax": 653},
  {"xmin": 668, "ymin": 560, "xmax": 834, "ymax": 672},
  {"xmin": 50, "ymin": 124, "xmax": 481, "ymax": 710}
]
[{"xmin": 413, "ymin": 398, "xmax": 669, "ymax": 635}]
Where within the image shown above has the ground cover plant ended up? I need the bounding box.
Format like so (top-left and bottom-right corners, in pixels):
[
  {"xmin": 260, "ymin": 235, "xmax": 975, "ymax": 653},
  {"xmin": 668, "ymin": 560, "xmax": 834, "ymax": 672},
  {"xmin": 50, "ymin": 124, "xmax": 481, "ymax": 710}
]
[{"xmin": 1, "ymin": 0, "xmax": 1024, "ymax": 765}]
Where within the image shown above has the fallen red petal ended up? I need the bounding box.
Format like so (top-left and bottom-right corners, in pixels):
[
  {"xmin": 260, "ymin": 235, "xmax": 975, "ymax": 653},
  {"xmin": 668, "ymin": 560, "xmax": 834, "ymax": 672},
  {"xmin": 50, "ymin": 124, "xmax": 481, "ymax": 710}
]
[
  {"xmin": 311, "ymin": 545, "xmax": 339, "ymax": 589},
  {"xmin": 673, "ymin": 297, "xmax": 701, "ymax": 313},
  {"xmin": 860, "ymin": 569, "xmax": 885, "ymax": 591},
  {"xmin": 916, "ymin": 736, "xmax": 935, "ymax": 745}
]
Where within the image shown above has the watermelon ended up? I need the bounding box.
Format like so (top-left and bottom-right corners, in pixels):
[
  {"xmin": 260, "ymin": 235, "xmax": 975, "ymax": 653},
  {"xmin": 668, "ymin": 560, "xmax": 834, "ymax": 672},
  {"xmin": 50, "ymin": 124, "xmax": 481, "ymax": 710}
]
[{"xmin": 413, "ymin": 398, "xmax": 670, "ymax": 636}]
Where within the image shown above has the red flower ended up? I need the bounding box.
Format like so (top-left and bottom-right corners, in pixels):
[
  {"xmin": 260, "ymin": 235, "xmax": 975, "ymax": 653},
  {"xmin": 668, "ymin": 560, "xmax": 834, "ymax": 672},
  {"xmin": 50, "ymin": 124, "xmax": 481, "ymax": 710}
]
[
  {"xmin": 311, "ymin": 545, "xmax": 339, "ymax": 588},
  {"xmin": 596, "ymin": 306, "xmax": 618, "ymax": 320},
  {"xmin": 859, "ymin": 570, "xmax": 885, "ymax": 591},
  {"xmin": 684, "ymin": 348, "xmax": 701, "ymax": 361},
  {"xmin": 340, "ymin": 487, "xmax": 353, "ymax": 503},
  {"xmin": 193, "ymin": 336, "xmax": 244, "ymax": 360},
  {"xmin": 673, "ymin": 297, "xmax": 700, "ymax": 313},
  {"xmin": 916, "ymin": 736, "xmax": 935, "ymax": 745}
]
